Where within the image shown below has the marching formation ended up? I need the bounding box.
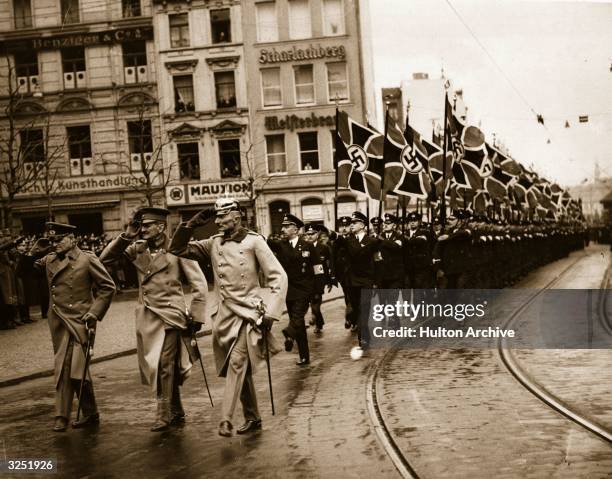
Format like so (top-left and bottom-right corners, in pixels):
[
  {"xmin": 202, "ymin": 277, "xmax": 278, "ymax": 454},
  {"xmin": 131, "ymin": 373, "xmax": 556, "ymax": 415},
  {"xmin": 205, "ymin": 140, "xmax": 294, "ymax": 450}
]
[{"xmin": 0, "ymin": 196, "xmax": 588, "ymax": 439}]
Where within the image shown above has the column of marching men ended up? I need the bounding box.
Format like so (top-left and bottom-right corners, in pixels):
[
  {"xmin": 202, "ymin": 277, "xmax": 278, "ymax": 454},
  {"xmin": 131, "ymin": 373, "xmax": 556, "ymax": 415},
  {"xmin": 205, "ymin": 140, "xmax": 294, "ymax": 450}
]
[{"xmin": 0, "ymin": 199, "xmax": 589, "ymax": 437}]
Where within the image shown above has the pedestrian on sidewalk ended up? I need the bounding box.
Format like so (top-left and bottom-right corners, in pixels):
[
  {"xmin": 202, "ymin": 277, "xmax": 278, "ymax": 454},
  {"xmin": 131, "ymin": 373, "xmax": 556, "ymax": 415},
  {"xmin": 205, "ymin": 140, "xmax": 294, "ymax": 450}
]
[
  {"xmin": 30, "ymin": 222, "xmax": 116, "ymax": 432},
  {"xmin": 170, "ymin": 198, "xmax": 287, "ymax": 438},
  {"xmin": 101, "ymin": 207, "xmax": 208, "ymax": 432}
]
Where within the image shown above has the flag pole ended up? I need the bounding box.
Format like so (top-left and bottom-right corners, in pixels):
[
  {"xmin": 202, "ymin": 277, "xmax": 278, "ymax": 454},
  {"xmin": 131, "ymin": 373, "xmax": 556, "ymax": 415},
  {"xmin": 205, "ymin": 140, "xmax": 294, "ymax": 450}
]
[
  {"xmin": 441, "ymin": 91, "xmax": 449, "ymax": 233},
  {"xmin": 333, "ymin": 98, "xmax": 340, "ymax": 229},
  {"xmin": 379, "ymin": 102, "xmax": 390, "ymax": 219}
]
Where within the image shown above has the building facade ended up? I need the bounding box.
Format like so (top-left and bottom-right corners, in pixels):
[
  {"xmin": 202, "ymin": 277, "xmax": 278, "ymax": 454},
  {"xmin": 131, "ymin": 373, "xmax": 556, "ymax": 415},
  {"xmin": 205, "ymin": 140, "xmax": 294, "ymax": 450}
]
[
  {"xmin": 0, "ymin": 0, "xmax": 161, "ymax": 235},
  {"xmin": 0, "ymin": 0, "xmax": 375, "ymax": 237},
  {"xmin": 240, "ymin": 0, "xmax": 375, "ymax": 234}
]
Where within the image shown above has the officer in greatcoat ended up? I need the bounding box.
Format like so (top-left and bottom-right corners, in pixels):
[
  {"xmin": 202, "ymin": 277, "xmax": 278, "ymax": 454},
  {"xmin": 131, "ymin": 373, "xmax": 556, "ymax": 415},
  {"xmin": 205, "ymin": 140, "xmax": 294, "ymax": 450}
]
[
  {"xmin": 267, "ymin": 214, "xmax": 321, "ymax": 365},
  {"xmin": 170, "ymin": 198, "xmax": 288, "ymax": 437},
  {"xmin": 30, "ymin": 222, "xmax": 116, "ymax": 432},
  {"xmin": 100, "ymin": 207, "xmax": 208, "ymax": 432}
]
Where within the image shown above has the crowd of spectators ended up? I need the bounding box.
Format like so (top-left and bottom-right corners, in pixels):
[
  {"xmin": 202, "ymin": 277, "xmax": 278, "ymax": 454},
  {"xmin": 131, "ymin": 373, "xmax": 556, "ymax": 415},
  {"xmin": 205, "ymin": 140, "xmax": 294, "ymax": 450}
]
[{"xmin": 0, "ymin": 232, "xmax": 139, "ymax": 330}]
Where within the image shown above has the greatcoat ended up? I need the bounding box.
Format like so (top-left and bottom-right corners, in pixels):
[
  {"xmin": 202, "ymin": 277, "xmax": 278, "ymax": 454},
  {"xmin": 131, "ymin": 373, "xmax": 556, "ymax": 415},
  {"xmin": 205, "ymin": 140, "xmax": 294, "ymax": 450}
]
[
  {"xmin": 36, "ymin": 246, "xmax": 116, "ymax": 388},
  {"xmin": 100, "ymin": 235, "xmax": 208, "ymax": 392},
  {"xmin": 169, "ymin": 226, "xmax": 288, "ymax": 377}
]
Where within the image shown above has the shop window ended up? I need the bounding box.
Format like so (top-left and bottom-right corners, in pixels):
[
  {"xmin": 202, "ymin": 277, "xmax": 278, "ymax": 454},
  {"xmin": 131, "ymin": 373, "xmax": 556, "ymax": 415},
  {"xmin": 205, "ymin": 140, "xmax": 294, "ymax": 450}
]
[
  {"xmin": 215, "ymin": 71, "xmax": 236, "ymax": 109},
  {"xmin": 266, "ymin": 134, "xmax": 286, "ymax": 174},
  {"xmin": 61, "ymin": 47, "xmax": 86, "ymax": 89},
  {"xmin": 174, "ymin": 75, "xmax": 195, "ymax": 113},
  {"xmin": 219, "ymin": 139, "xmax": 241, "ymax": 178},
  {"xmin": 122, "ymin": 40, "xmax": 148, "ymax": 84},
  {"xmin": 21, "ymin": 216, "xmax": 47, "ymax": 235},
  {"xmin": 67, "ymin": 125, "xmax": 93, "ymax": 176},
  {"xmin": 294, "ymin": 64, "xmax": 314, "ymax": 105},
  {"xmin": 269, "ymin": 200, "xmax": 290, "ymax": 235},
  {"xmin": 169, "ymin": 13, "xmax": 190, "ymax": 48},
  {"xmin": 256, "ymin": 1, "xmax": 278, "ymax": 42},
  {"xmin": 211, "ymin": 8, "xmax": 231, "ymax": 43},
  {"xmin": 288, "ymin": 0, "xmax": 311, "ymax": 39},
  {"xmin": 326, "ymin": 62, "xmax": 348, "ymax": 102},
  {"xmin": 177, "ymin": 142, "xmax": 200, "ymax": 180},
  {"xmin": 68, "ymin": 212, "xmax": 103, "ymax": 236},
  {"xmin": 60, "ymin": 0, "xmax": 79, "ymax": 24},
  {"xmin": 298, "ymin": 132, "xmax": 319, "ymax": 171},
  {"xmin": 13, "ymin": 0, "xmax": 32, "ymax": 29},
  {"xmin": 14, "ymin": 50, "xmax": 39, "ymax": 94},
  {"xmin": 20, "ymin": 128, "xmax": 44, "ymax": 164},
  {"xmin": 322, "ymin": 0, "xmax": 344, "ymax": 36},
  {"xmin": 122, "ymin": 0, "xmax": 141, "ymax": 18},
  {"xmin": 261, "ymin": 67, "xmax": 281, "ymax": 107}
]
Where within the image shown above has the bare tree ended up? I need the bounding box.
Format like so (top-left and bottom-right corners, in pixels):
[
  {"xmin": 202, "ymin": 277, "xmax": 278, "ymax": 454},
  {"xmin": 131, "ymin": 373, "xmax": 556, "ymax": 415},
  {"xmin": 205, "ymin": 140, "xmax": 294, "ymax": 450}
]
[
  {"xmin": 39, "ymin": 114, "xmax": 68, "ymax": 221},
  {"xmin": 0, "ymin": 56, "xmax": 47, "ymax": 231},
  {"xmin": 103, "ymin": 93, "xmax": 175, "ymax": 207},
  {"xmin": 241, "ymin": 138, "xmax": 273, "ymax": 231}
]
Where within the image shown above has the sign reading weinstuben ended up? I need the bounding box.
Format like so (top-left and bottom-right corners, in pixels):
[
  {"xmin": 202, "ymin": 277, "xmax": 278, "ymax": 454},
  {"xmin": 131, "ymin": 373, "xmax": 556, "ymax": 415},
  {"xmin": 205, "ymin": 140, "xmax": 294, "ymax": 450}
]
[
  {"xmin": 259, "ymin": 44, "xmax": 346, "ymax": 64},
  {"xmin": 186, "ymin": 181, "xmax": 251, "ymax": 205},
  {"xmin": 17, "ymin": 173, "xmax": 161, "ymax": 197}
]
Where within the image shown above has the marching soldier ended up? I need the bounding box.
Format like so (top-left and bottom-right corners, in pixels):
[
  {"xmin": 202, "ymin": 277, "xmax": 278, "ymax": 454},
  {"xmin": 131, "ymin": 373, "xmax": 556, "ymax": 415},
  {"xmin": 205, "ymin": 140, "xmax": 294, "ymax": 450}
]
[
  {"xmin": 170, "ymin": 198, "xmax": 287, "ymax": 437},
  {"xmin": 100, "ymin": 207, "xmax": 208, "ymax": 432},
  {"xmin": 375, "ymin": 213, "xmax": 405, "ymax": 289},
  {"xmin": 404, "ymin": 212, "xmax": 435, "ymax": 289},
  {"xmin": 332, "ymin": 216, "xmax": 352, "ymax": 327},
  {"xmin": 337, "ymin": 211, "xmax": 379, "ymax": 349},
  {"xmin": 304, "ymin": 223, "xmax": 333, "ymax": 333},
  {"xmin": 267, "ymin": 214, "xmax": 320, "ymax": 365},
  {"xmin": 435, "ymin": 210, "xmax": 474, "ymax": 289},
  {"xmin": 30, "ymin": 222, "xmax": 116, "ymax": 432}
]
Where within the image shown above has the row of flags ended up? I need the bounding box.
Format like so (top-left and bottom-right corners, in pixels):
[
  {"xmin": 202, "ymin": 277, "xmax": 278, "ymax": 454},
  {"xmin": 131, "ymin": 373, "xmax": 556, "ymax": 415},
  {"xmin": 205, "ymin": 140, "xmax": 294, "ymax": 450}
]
[{"xmin": 334, "ymin": 94, "xmax": 583, "ymax": 221}]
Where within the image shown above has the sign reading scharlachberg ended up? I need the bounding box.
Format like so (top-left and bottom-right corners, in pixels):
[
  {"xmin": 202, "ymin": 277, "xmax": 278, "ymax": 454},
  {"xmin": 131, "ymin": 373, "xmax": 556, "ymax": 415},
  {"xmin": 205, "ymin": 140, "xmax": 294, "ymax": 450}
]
[{"xmin": 259, "ymin": 44, "xmax": 346, "ymax": 64}]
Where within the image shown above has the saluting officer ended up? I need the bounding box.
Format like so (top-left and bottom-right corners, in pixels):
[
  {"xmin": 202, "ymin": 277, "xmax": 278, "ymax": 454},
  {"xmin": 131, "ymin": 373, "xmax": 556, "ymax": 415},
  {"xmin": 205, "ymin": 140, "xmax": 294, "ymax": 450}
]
[
  {"xmin": 31, "ymin": 222, "xmax": 116, "ymax": 432},
  {"xmin": 268, "ymin": 214, "xmax": 321, "ymax": 366},
  {"xmin": 304, "ymin": 223, "xmax": 333, "ymax": 333},
  {"xmin": 100, "ymin": 207, "xmax": 208, "ymax": 432},
  {"xmin": 170, "ymin": 198, "xmax": 287, "ymax": 437}
]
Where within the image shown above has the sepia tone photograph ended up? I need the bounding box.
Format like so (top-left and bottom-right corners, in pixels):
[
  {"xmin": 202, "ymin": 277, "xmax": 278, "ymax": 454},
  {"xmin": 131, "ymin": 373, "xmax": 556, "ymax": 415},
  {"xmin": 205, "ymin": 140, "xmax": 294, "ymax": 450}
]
[{"xmin": 0, "ymin": 0, "xmax": 610, "ymax": 477}]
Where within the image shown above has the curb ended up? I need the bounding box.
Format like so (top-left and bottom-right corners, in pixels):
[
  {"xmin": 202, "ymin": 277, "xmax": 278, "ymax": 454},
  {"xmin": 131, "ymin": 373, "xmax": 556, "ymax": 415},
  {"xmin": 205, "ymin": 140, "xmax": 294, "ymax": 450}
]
[{"xmin": 0, "ymin": 293, "xmax": 344, "ymax": 389}]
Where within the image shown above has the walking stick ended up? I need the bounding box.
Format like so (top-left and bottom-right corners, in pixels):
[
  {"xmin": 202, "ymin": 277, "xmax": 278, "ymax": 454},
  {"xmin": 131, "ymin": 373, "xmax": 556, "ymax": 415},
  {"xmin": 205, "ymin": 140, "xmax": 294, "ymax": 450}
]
[
  {"xmin": 256, "ymin": 300, "xmax": 275, "ymax": 415},
  {"xmin": 183, "ymin": 327, "xmax": 214, "ymax": 408},
  {"xmin": 76, "ymin": 327, "xmax": 95, "ymax": 422}
]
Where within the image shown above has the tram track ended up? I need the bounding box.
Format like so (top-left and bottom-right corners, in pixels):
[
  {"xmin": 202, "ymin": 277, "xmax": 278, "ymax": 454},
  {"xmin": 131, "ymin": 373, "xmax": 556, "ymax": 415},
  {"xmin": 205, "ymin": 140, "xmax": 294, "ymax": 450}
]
[{"xmin": 366, "ymin": 250, "xmax": 611, "ymax": 479}]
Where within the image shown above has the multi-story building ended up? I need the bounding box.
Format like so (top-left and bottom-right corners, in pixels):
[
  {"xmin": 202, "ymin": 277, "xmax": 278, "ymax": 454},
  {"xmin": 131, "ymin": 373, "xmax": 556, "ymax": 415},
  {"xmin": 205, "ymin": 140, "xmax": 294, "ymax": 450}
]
[
  {"xmin": 153, "ymin": 0, "xmax": 253, "ymax": 230},
  {"xmin": 0, "ymin": 0, "xmax": 160, "ymax": 235},
  {"xmin": 241, "ymin": 0, "xmax": 376, "ymax": 234}
]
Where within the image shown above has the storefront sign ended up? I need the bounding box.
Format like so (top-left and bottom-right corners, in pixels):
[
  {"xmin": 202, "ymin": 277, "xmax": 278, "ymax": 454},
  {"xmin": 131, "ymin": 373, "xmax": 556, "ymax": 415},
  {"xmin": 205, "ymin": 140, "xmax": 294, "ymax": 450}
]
[
  {"xmin": 302, "ymin": 204, "xmax": 324, "ymax": 222},
  {"xmin": 17, "ymin": 173, "xmax": 161, "ymax": 197},
  {"xmin": 337, "ymin": 202, "xmax": 356, "ymax": 217},
  {"xmin": 259, "ymin": 44, "xmax": 346, "ymax": 64},
  {"xmin": 187, "ymin": 181, "xmax": 252, "ymax": 204},
  {"xmin": 13, "ymin": 27, "xmax": 154, "ymax": 51},
  {"xmin": 265, "ymin": 113, "xmax": 335, "ymax": 131},
  {"xmin": 166, "ymin": 185, "xmax": 186, "ymax": 206}
]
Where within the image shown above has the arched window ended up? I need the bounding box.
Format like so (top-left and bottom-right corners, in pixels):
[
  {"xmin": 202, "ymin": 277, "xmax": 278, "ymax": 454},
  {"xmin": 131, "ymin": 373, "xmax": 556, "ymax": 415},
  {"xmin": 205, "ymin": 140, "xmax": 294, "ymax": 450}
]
[{"xmin": 269, "ymin": 200, "xmax": 290, "ymax": 234}]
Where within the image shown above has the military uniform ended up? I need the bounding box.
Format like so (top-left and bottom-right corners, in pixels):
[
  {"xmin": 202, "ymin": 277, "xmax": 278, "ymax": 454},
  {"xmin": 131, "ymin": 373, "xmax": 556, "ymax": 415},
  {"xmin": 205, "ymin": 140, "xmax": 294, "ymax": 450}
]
[
  {"xmin": 268, "ymin": 214, "xmax": 321, "ymax": 364},
  {"xmin": 170, "ymin": 200, "xmax": 287, "ymax": 436},
  {"xmin": 101, "ymin": 207, "xmax": 208, "ymax": 431},
  {"xmin": 305, "ymin": 223, "xmax": 332, "ymax": 332},
  {"xmin": 331, "ymin": 216, "xmax": 352, "ymax": 320},
  {"xmin": 403, "ymin": 212, "xmax": 435, "ymax": 289},
  {"xmin": 33, "ymin": 223, "xmax": 115, "ymax": 430},
  {"xmin": 374, "ymin": 214, "xmax": 405, "ymax": 289}
]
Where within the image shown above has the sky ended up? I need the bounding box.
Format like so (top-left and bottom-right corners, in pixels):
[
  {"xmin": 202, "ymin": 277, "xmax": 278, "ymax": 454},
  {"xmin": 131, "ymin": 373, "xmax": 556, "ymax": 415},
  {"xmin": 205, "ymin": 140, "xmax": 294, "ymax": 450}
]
[{"xmin": 368, "ymin": 0, "xmax": 612, "ymax": 187}]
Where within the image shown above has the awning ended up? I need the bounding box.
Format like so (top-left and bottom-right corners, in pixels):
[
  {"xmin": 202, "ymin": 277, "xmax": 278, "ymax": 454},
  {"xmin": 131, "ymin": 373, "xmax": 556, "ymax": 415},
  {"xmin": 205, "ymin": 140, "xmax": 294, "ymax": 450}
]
[{"xmin": 14, "ymin": 200, "xmax": 120, "ymax": 214}]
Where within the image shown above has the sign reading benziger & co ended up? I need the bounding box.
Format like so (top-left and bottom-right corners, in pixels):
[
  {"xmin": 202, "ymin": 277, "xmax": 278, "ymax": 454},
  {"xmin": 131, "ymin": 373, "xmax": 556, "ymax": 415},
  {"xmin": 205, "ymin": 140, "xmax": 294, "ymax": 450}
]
[{"xmin": 13, "ymin": 27, "xmax": 154, "ymax": 51}]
